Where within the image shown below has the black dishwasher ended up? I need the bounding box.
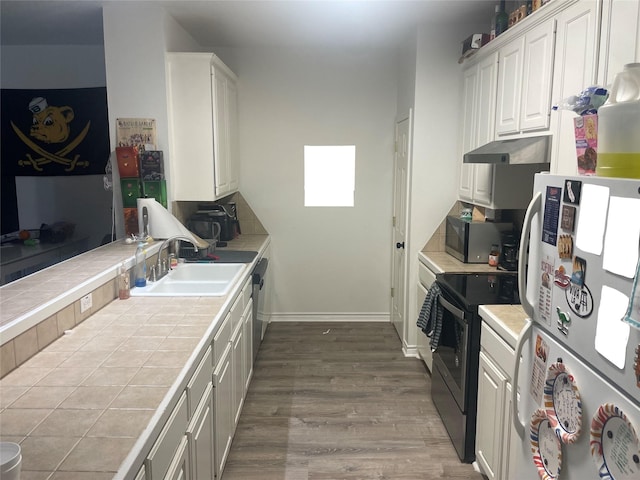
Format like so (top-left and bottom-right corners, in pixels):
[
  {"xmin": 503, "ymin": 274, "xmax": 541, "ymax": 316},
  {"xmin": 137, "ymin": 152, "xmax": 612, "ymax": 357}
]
[{"xmin": 251, "ymin": 258, "xmax": 268, "ymax": 361}]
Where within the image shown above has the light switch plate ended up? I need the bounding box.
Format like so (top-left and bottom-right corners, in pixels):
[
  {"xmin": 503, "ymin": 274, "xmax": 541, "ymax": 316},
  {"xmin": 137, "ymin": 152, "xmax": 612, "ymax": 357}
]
[{"xmin": 80, "ymin": 293, "xmax": 93, "ymax": 313}]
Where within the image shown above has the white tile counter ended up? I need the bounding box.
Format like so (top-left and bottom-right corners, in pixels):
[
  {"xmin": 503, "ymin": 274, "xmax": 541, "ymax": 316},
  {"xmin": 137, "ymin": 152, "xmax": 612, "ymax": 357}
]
[{"xmin": 0, "ymin": 235, "xmax": 269, "ymax": 479}]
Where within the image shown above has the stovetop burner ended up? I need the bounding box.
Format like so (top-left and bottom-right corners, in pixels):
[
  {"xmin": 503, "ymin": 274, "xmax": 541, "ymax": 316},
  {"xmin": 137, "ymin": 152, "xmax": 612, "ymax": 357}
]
[{"xmin": 436, "ymin": 272, "xmax": 520, "ymax": 310}]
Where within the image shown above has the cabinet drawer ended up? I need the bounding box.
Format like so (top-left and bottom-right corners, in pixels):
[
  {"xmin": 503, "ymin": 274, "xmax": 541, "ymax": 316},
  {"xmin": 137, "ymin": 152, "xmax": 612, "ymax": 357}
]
[
  {"xmin": 213, "ymin": 313, "xmax": 232, "ymax": 366},
  {"xmin": 146, "ymin": 391, "xmax": 188, "ymax": 480},
  {"xmin": 418, "ymin": 262, "xmax": 436, "ymax": 289},
  {"xmin": 481, "ymin": 322, "xmax": 515, "ymax": 380},
  {"xmin": 186, "ymin": 346, "xmax": 213, "ymax": 419}
]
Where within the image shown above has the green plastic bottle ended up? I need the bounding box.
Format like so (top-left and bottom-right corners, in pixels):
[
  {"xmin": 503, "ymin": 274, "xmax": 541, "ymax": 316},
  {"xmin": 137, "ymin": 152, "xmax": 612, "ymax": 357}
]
[{"xmin": 495, "ymin": 1, "xmax": 509, "ymax": 37}]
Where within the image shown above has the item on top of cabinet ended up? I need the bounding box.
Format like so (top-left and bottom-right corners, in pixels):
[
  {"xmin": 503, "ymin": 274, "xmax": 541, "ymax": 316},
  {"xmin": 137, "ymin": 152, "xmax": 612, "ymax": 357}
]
[
  {"xmin": 596, "ymin": 63, "xmax": 640, "ymax": 179},
  {"xmin": 509, "ymin": 4, "xmax": 527, "ymax": 27},
  {"xmin": 460, "ymin": 207, "xmax": 473, "ymax": 222},
  {"xmin": 495, "ymin": 0, "xmax": 509, "ymax": 36},
  {"xmin": 489, "ymin": 4, "xmax": 498, "ymax": 40},
  {"xmin": 461, "ymin": 33, "xmax": 490, "ymax": 57}
]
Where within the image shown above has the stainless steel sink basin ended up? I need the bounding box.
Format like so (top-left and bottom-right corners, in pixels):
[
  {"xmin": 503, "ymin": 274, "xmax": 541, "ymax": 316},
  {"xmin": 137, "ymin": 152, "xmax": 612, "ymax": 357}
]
[{"xmin": 130, "ymin": 263, "xmax": 246, "ymax": 297}]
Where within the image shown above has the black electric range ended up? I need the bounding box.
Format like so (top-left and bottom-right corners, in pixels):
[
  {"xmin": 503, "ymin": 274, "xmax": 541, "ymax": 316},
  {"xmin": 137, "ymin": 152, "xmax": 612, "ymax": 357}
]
[
  {"xmin": 430, "ymin": 271, "xmax": 520, "ymax": 463},
  {"xmin": 436, "ymin": 272, "xmax": 520, "ymax": 310}
]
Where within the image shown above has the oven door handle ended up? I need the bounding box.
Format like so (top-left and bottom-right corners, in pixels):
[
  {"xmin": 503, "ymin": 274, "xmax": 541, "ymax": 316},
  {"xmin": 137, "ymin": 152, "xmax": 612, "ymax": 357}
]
[{"xmin": 438, "ymin": 295, "xmax": 466, "ymax": 321}]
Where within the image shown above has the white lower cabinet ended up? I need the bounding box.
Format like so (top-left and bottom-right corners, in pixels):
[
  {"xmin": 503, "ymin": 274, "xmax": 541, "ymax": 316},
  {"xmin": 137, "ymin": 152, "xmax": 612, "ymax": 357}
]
[
  {"xmin": 476, "ymin": 351, "xmax": 508, "ymax": 480},
  {"xmin": 214, "ymin": 342, "xmax": 233, "ymax": 478},
  {"xmin": 164, "ymin": 436, "xmax": 190, "ymax": 480},
  {"xmin": 134, "ymin": 467, "xmax": 146, "ymax": 480},
  {"xmin": 416, "ymin": 260, "xmax": 436, "ymax": 372},
  {"xmin": 476, "ymin": 322, "xmax": 517, "ymax": 480},
  {"xmin": 187, "ymin": 383, "xmax": 215, "ymax": 480},
  {"xmin": 146, "ymin": 393, "xmax": 189, "ymax": 480},
  {"xmin": 231, "ymin": 318, "xmax": 245, "ymax": 429},
  {"xmin": 141, "ymin": 271, "xmax": 257, "ymax": 480},
  {"xmin": 243, "ymin": 299, "xmax": 254, "ymax": 393}
]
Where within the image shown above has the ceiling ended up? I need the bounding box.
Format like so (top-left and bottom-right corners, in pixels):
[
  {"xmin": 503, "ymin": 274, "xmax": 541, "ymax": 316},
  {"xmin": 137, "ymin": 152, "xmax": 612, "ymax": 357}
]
[{"xmin": 0, "ymin": 0, "xmax": 494, "ymax": 48}]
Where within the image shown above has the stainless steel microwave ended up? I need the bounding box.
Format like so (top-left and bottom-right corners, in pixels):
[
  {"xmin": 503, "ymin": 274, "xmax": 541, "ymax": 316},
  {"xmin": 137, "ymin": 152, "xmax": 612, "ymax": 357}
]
[{"xmin": 445, "ymin": 216, "xmax": 513, "ymax": 263}]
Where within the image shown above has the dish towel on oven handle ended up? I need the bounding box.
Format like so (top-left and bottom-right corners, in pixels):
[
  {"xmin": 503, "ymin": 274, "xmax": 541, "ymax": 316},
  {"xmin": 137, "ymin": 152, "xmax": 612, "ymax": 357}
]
[{"xmin": 417, "ymin": 283, "xmax": 444, "ymax": 352}]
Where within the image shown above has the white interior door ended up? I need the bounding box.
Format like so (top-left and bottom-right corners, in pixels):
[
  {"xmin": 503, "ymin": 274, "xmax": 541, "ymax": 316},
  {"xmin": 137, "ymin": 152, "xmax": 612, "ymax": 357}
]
[{"xmin": 391, "ymin": 115, "xmax": 410, "ymax": 341}]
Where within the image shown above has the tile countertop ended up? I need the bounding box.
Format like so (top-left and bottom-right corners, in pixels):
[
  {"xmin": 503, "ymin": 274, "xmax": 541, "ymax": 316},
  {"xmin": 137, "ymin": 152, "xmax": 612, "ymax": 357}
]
[
  {"xmin": 0, "ymin": 234, "xmax": 269, "ymax": 479},
  {"xmin": 418, "ymin": 250, "xmax": 530, "ymax": 346}
]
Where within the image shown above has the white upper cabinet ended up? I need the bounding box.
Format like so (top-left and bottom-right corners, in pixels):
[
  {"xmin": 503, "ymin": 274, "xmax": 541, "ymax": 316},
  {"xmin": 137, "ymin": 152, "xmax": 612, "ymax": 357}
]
[
  {"xmin": 496, "ymin": 37, "xmax": 524, "ymax": 135},
  {"xmin": 459, "ymin": 65, "xmax": 479, "ymax": 202},
  {"xmin": 598, "ymin": 0, "xmax": 640, "ymax": 87},
  {"xmin": 496, "ymin": 18, "xmax": 555, "ymax": 136},
  {"xmin": 549, "ymin": 1, "xmax": 600, "ymax": 175},
  {"xmin": 166, "ymin": 53, "xmax": 240, "ymax": 202},
  {"xmin": 459, "ymin": 53, "xmax": 498, "ymax": 205},
  {"xmin": 520, "ymin": 19, "xmax": 556, "ymax": 131}
]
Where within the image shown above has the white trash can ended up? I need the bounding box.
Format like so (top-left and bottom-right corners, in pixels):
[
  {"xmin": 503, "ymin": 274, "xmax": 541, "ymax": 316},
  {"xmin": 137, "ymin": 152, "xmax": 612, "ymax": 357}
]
[{"xmin": 0, "ymin": 442, "xmax": 22, "ymax": 480}]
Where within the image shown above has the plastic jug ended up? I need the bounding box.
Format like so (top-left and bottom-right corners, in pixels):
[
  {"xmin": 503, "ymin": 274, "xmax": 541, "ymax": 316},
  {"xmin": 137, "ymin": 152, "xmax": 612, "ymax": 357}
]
[{"xmin": 596, "ymin": 63, "xmax": 640, "ymax": 178}]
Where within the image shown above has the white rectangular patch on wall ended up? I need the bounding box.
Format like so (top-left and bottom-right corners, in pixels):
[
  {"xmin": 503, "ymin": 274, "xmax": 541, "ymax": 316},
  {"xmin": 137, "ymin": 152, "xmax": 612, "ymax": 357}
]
[{"xmin": 304, "ymin": 145, "xmax": 355, "ymax": 207}]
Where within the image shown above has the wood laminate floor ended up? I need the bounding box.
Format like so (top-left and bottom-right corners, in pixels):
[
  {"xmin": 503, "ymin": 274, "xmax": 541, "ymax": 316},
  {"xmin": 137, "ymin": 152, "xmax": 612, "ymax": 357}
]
[{"xmin": 222, "ymin": 322, "xmax": 485, "ymax": 480}]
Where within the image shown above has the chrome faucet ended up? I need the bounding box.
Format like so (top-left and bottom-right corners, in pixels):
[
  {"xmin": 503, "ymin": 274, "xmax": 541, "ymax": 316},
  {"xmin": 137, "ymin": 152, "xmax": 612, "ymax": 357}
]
[{"xmin": 156, "ymin": 235, "xmax": 198, "ymax": 279}]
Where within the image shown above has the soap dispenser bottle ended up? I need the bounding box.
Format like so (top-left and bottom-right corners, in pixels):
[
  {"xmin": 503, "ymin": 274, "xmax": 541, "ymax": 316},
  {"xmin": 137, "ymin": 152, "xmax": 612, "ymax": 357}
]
[{"xmin": 134, "ymin": 242, "xmax": 147, "ymax": 287}]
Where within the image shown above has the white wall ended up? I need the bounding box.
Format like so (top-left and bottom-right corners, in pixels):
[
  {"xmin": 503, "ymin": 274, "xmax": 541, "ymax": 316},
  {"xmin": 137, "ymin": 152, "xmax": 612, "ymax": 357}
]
[
  {"xmin": 0, "ymin": 45, "xmax": 112, "ymax": 247},
  {"xmin": 229, "ymin": 47, "xmax": 397, "ymax": 318},
  {"xmin": 101, "ymin": 3, "xmax": 201, "ymax": 237},
  {"xmin": 402, "ymin": 22, "xmax": 475, "ymax": 350}
]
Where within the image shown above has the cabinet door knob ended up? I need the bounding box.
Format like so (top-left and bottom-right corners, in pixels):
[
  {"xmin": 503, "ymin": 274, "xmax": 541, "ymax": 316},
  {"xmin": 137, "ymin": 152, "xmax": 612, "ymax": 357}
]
[{"xmin": 396, "ymin": 242, "xmax": 405, "ymax": 249}]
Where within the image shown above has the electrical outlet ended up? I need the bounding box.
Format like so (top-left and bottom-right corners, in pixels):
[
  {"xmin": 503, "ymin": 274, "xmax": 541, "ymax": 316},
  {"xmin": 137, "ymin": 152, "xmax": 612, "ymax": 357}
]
[{"xmin": 80, "ymin": 293, "xmax": 93, "ymax": 313}]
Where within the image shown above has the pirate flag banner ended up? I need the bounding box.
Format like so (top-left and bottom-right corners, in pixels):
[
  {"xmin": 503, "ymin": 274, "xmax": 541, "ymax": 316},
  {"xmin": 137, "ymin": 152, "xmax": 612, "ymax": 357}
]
[{"xmin": 1, "ymin": 87, "xmax": 110, "ymax": 176}]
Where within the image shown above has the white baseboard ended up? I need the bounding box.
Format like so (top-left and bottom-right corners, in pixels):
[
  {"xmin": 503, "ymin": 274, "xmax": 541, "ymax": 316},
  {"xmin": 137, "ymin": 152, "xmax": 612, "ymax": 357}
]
[
  {"xmin": 403, "ymin": 345, "xmax": 418, "ymax": 358},
  {"xmin": 270, "ymin": 313, "xmax": 390, "ymax": 323}
]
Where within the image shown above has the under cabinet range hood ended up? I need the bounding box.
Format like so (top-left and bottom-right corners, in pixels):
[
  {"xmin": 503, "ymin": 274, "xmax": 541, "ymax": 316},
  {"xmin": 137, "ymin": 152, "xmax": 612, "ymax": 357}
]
[{"xmin": 463, "ymin": 135, "xmax": 551, "ymax": 165}]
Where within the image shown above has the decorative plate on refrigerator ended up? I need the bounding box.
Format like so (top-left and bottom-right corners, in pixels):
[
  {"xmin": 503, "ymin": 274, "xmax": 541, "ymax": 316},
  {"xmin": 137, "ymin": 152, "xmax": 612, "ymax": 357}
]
[
  {"xmin": 543, "ymin": 360, "xmax": 583, "ymax": 443},
  {"xmin": 530, "ymin": 408, "xmax": 562, "ymax": 480},
  {"xmin": 590, "ymin": 403, "xmax": 640, "ymax": 480}
]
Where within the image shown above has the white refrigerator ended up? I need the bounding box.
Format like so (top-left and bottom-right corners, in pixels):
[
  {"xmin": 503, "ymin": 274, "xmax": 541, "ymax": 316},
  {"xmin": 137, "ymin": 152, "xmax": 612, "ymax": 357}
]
[{"xmin": 513, "ymin": 173, "xmax": 640, "ymax": 480}]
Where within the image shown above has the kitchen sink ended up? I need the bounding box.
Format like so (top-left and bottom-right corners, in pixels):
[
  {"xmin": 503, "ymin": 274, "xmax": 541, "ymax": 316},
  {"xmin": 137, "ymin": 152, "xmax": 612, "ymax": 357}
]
[{"xmin": 130, "ymin": 263, "xmax": 246, "ymax": 297}]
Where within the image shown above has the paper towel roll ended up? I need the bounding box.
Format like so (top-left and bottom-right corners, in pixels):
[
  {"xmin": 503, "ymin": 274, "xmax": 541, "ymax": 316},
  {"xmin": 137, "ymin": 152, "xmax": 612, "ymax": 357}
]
[{"xmin": 136, "ymin": 198, "xmax": 209, "ymax": 248}]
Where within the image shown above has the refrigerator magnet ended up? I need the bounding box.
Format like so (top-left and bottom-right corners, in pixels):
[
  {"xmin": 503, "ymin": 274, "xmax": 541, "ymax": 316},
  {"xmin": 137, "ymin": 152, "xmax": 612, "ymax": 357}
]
[
  {"xmin": 571, "ymin": 256, "xmax": 587, "ymax": 286},
  {"xmin": 556, "ymin": 307, "xmax": 572, "ymax": 335},
  {"xmin": 563, "ymin": 179, "xmax": 582, "ymax": 205},
  {"xmin": 590, "ymin": 403, "xmax": 640, "ymax": 479},
  {"xmin": 543, "ymin": 361, "xmax": 583, "ymax": 444},
  {"xmin": 554, "ymin": 265, "xmax": 571, "ymax": 289},
  {"xmin": 561, "ymin": 205, "xmax": 577, "ymax": 232},
  {"xmin": 530, "ymin": 408, "xmax": 563, "ymax": 480},
  {"xmin": 565, "ymin": 283, "xmax": 594, "ymax": 318},
  {"xmin": 543, "ymin": 186, "xmax": 562, "ymax": 246},
  {"xmin": 558, "ymin": 234, "xmax": 573, "ymax": 259}
]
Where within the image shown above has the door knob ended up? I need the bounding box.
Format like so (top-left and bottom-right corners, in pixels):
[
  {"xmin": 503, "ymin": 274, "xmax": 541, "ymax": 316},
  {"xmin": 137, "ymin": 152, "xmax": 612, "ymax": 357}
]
[{"xmin": 396, "ymin": 242, "xmax": 405, "ymax": 249}]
